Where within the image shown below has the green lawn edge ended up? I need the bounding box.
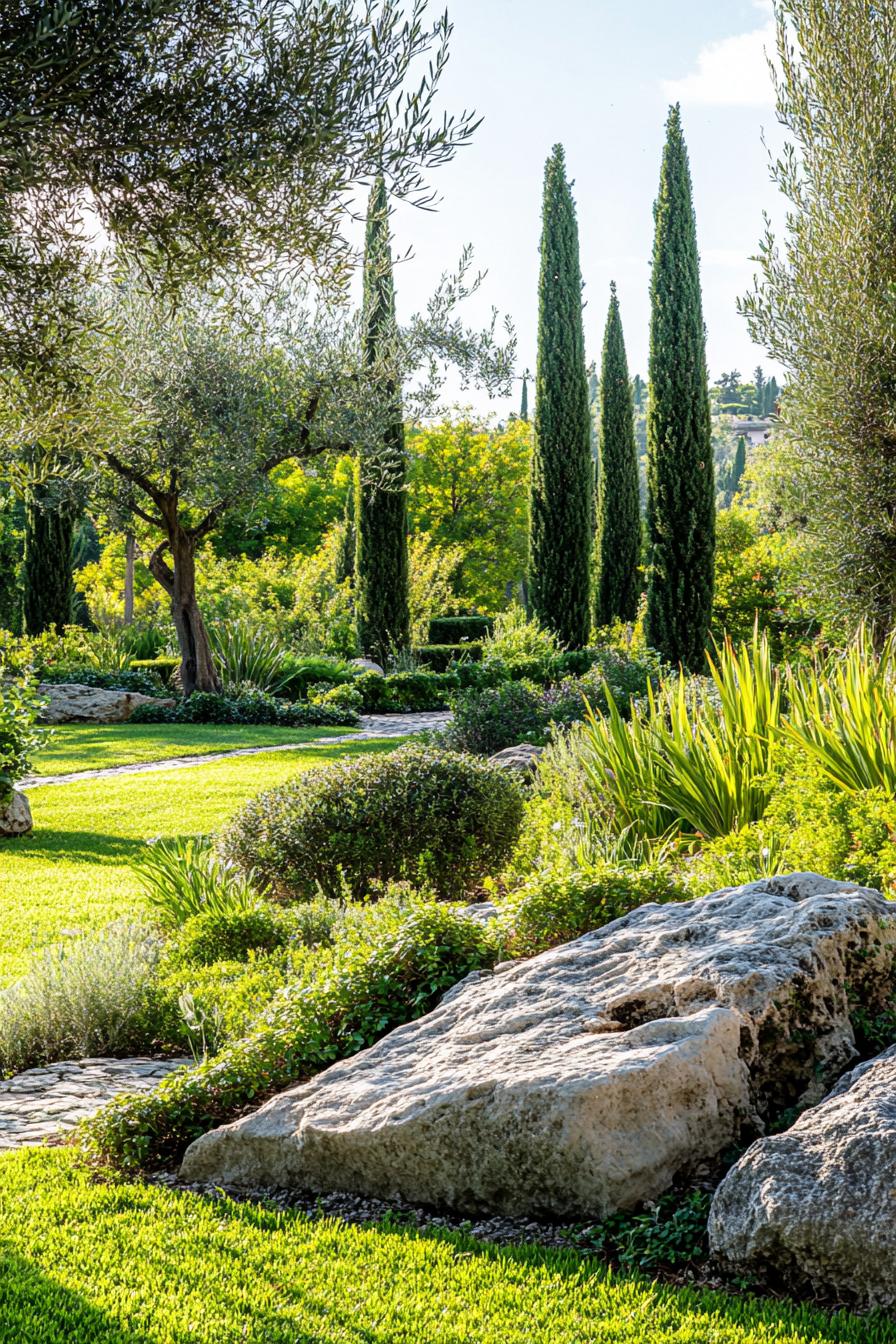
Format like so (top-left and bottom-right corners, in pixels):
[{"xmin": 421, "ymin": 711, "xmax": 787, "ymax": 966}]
[{"xmin": 0, "ymin": 1149, "xmax": 891, "ymax": 1344}]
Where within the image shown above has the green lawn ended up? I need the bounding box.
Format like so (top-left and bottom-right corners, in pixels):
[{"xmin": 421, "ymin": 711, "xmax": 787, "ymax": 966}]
[
  {"xmin": 32, "ymin": 722, "xmax": 353, "ymax": 776},
  {"xmin": 0, "ymin": 739, "xmax": 397, "ymax": 982},
  {"xmin": 0, "ymin": 1149, "xmax": 890, "ymax": 1344}
]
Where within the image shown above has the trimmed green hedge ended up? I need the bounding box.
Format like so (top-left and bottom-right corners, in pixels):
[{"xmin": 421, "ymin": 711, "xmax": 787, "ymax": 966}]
[
  {"xmin": 413, "ymin": 643, "xmax": 484, "ymax": 672},
  {"xmin": 428, "ymin": 615, "xmax": 494, "ymax": 643}
]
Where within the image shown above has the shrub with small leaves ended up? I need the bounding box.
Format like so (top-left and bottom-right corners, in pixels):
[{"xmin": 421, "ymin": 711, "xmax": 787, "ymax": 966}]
[
  {"xmin": 82, "ymin": 899, "xmax": 496, "ymax": 1170},
  {"xmin": 0, "ymin": 671, "xmax": 47, "ymax": 802},
  {"xmin": 221, "ymin": 745, "xmax": 524, "ymax": 901}
]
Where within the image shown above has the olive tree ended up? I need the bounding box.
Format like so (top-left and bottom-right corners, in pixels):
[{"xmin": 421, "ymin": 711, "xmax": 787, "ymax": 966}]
[
  {"xmin": 743, "ymin": 0, "xmax": 896, "ymax": 634},
  {"xmin": 0, "ymin": 0, "xmax": 477, "ymax": 381},
  {"xmin": 73, "ymin": 270, "xmax": 511, "ymax": 694}
]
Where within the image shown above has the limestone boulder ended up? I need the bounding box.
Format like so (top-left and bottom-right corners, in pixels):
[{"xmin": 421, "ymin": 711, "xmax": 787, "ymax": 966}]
[
  {"xmin": 487, "ymin": 743, "xmax": 544, "ymax": 776},
  {"xmin": 179, "ymin": 875, "xmax": 896, "ymax": 1218},
  {"xmin": 38, "ymin": 683, "xmax": 175, "ymax": 725},
  {"xmin": 0, "ymin": 790, "xmax": 32, "ymax": 837},
  {"xmin": 709, "ymin": 1045, "xmax": 896, "ymax": 1308},
  {"xmin": 350, "ymin": 659, "xmax": 384, "ymax": 677}
]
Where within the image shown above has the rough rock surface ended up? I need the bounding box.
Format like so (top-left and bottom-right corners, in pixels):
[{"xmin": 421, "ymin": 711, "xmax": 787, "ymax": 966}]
[
  {"xmin": 350, "ymin": 658, "xmax": 384, "ymax": 676},
  {"xmin": 0, "ymin": 789, "xmax": 32, "ymax": 836},
  {"xmin": 179, "ymin": 875, "xmax": 896, "ymax": 1218},
  {"xmin": 487, "ymin": 743, "xmax": 544, "ymax": 775},
  {"xmin": 38, "ymin": 682, "xmax": 175, "ymax": 724},
  {"xmin": 709, "ymin": 1044, "xmax": 896, "ymax": 1308}
]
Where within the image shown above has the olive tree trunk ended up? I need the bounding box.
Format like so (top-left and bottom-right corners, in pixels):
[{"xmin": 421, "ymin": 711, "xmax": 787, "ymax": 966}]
[{"xmin": 148, "ymin": 524, "xmax": 221, "ymax": 697}]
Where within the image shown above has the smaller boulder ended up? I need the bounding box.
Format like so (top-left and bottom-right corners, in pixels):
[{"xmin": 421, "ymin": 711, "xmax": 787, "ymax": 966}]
[
  {"xmin": 38, "ymin": 683, "xmax": 175, "ymax": 725},
  {"xmin": 709, "ymin": 1044, "xmax": 896, "ymax": 1308},
  {"xmin": 350, "ymin": 658, "xmax": 385, "ymax": 676},
  {"xmin": 0, "ymin": 790, "xmax": 32, "ymax": 837},
  {"xmin": 487, "ymin": 743, "xmax": 544, "ymax": 775}
]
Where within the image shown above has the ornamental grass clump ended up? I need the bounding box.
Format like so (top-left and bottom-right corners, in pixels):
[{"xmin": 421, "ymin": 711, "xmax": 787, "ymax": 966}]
[
  {"xmin": 81, "ymin": 899, "xmax": 495, "ymax": 1171},
  {"xmin": 785, "ymin": 627, "xmax": 896, "ymax": 794},
  {"xmin": 570, "ymin": 632, "xmax": 782, "ymax": 848},
  {"xmin": 220, "ymin": 745, "xmax": 524, "ymax": 901}
]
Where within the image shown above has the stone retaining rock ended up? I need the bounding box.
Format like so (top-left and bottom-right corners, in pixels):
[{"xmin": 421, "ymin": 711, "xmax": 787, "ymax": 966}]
[
  {"xmin": 0, "ymin": 789, "xmax": 32, "ymax": 837},
  {"xmin": 180, "ymin": 874, "xmax": 896, "ymax": 1218},
  {"xmin": 38, "ymin": 683, "xmax": 175, "ymax": 725},
  {"xmin": 709, "ymin": 1043, "xmax": 896, "ymax": 1308}
]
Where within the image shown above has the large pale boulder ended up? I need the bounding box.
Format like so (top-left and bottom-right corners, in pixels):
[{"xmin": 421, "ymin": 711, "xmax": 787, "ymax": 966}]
[
  {"xmin": 180, "ymin": 875, "xmax": 896, "ymax": 1217},
  {"xmin": 38, "ymin": 683, "xmax": 174, "ymax": 725},
  {"xmin": 0, "ymin": 790, "xmax": 32, "ymax": 837},
  {"xmin": 709, "ymin": 1044, "xmax": 896, "ymax": 1308}
]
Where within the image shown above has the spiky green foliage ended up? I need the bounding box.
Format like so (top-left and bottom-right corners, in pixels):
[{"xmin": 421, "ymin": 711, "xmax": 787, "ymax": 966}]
[
  {"xmin": 645, "ymin": 106, "xmax": 715, "ymax": 671},
  {"xmin": 595, "ymin": 284, "xmax": 641, "ymax": 625},
  {"xmin": 355, "ymin": 175, "xmax": 410, "ymax": 663},
  {"xmin": 22, "ymin": 488, "xmax": 74, "ymax": 634},
  {"xmin": 529, "ymin": 144, "xmax": 593, "ymax": 649}
]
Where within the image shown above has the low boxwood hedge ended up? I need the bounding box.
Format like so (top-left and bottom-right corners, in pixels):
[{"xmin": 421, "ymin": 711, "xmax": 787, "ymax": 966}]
[{"xmin": 428, "ymin": 615, "xmax": 494, "ymax": 643}]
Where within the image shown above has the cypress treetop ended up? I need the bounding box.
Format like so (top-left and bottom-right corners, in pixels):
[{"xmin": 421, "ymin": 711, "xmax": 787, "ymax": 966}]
[
  {"xmin": 528, "ymin": 144, "xmax": 593, "ymax": 649},
  {"xmin": 645, "ymin": 105, "xmax": 715, "ymax": 671},
  {"xmin": 595, "ymin": 283, "xmax": 641, "ymax": 626}
]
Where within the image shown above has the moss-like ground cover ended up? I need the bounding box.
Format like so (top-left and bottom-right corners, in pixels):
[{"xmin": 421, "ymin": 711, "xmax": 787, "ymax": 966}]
[
  {"xmin": 0, "ymin": 1149, "xmax": 892, "ymax": 1344},
  {"xmin": 0, "ymin": 739, "xmax": 397, "ymax": 982},
  {"xmin": 31, "ymin": 722, "xmax": 351, "ymax": 776}
]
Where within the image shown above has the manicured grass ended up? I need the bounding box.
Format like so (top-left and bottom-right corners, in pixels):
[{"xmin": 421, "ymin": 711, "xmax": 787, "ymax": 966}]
[
  {"xmin": 0, "ymin": 739, "xmax": 398, "ymax": 982},
  {"xmin": 0, "ymin": 1150, "xmax": 890, "ymax": 1344},
  {"xmin": 31, "ymin": 722, "xmax": 352, "ymax": 776}
]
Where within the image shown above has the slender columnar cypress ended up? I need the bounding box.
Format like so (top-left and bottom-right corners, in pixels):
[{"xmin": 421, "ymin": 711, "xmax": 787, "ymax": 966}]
[
  {"xmin": 355, "ymin": 175, "xmax": 410, "ymax": 663},
  {"xmin": 336, "ymin": 474, "xmax": 356, "ymax": 585},
  {"xmin": 729, "ymin": 435, "xmax": 747, "ymax": 499},
  {"xmin": 520, "ymin": 371, "xmax": 529, "ymax": 421},
  {"xmin": 528, "ymin": 144, "xmax": 592, "ymax": 648},
  {"xmin": 595, "ymin": 283, "xmax": 641, "ymax": 625},
  {"xmin": 645, "ymin": 105, "xmax": 715, "ymax": 670},
  {"xmin": 23, "ymin": 487, "xmax": 74, "ymax": 633}
]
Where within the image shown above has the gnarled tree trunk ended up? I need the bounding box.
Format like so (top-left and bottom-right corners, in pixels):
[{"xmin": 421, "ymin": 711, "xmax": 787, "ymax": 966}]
[{"xmin": 149, "ymin": 522, "xmax": 221, "ymax": 697}]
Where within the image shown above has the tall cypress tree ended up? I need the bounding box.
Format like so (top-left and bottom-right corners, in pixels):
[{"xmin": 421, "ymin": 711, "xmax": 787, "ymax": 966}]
[
  {"xmin": 645, "ymin": 106, "xmax": 715, "ymax": 670},
  {"xmin": 336, "ymin": 473, "xmax": 356, "ymax": 585},
  {"xmin": 520, "ymin": 371, "xmax": 529, "ymax": 421},
  {"xmin": 23, "ymin": 487, "xmax": 74, "ymax": 634},
  {"xmin": 355, "ymin": 175, "xmax": 410, "ymax": 663},
  {"xmin": 528, "ymin": 144, "xmax": 592, "ymax": 649},
  {"xmin": 729, "ymin": 435, "xmax": 747, "ymax": 500},
  {"xmin": 595, "ymin": 283, "xmax": 641, "ymax": 625}
]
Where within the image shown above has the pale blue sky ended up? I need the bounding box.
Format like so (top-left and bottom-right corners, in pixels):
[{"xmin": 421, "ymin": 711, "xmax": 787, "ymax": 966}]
[{"xmin": 386, "ymin": 0, "xmax": 785, "ymax": 415}]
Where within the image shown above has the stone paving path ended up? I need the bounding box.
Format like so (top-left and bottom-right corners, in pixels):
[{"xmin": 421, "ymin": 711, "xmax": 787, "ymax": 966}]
[
  {"xmin": 24, "ymin": 711, "xmax": 450, "ymax": 788},
  {"xmin": 0, "ymin": 1056, "xmax": 190, "ymax": 1148}
]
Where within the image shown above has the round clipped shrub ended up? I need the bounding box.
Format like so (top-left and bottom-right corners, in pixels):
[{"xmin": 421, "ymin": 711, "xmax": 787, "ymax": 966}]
[
  {"xmin": 170, "ymin": 906, "xmax": 289, "ymax": 966},
  {"xmin": 221, "ymin": 745, "xmax": 524, "ymax": 901}
]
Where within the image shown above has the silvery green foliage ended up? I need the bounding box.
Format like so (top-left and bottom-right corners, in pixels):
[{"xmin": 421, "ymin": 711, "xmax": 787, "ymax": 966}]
[
  {"xmin": 0, "ymin": 921, "xmax": 163, "ymax": 1074},
  {"xmin": 742, "ymin": 0, "xmax": 896, "ymax": 632}
]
